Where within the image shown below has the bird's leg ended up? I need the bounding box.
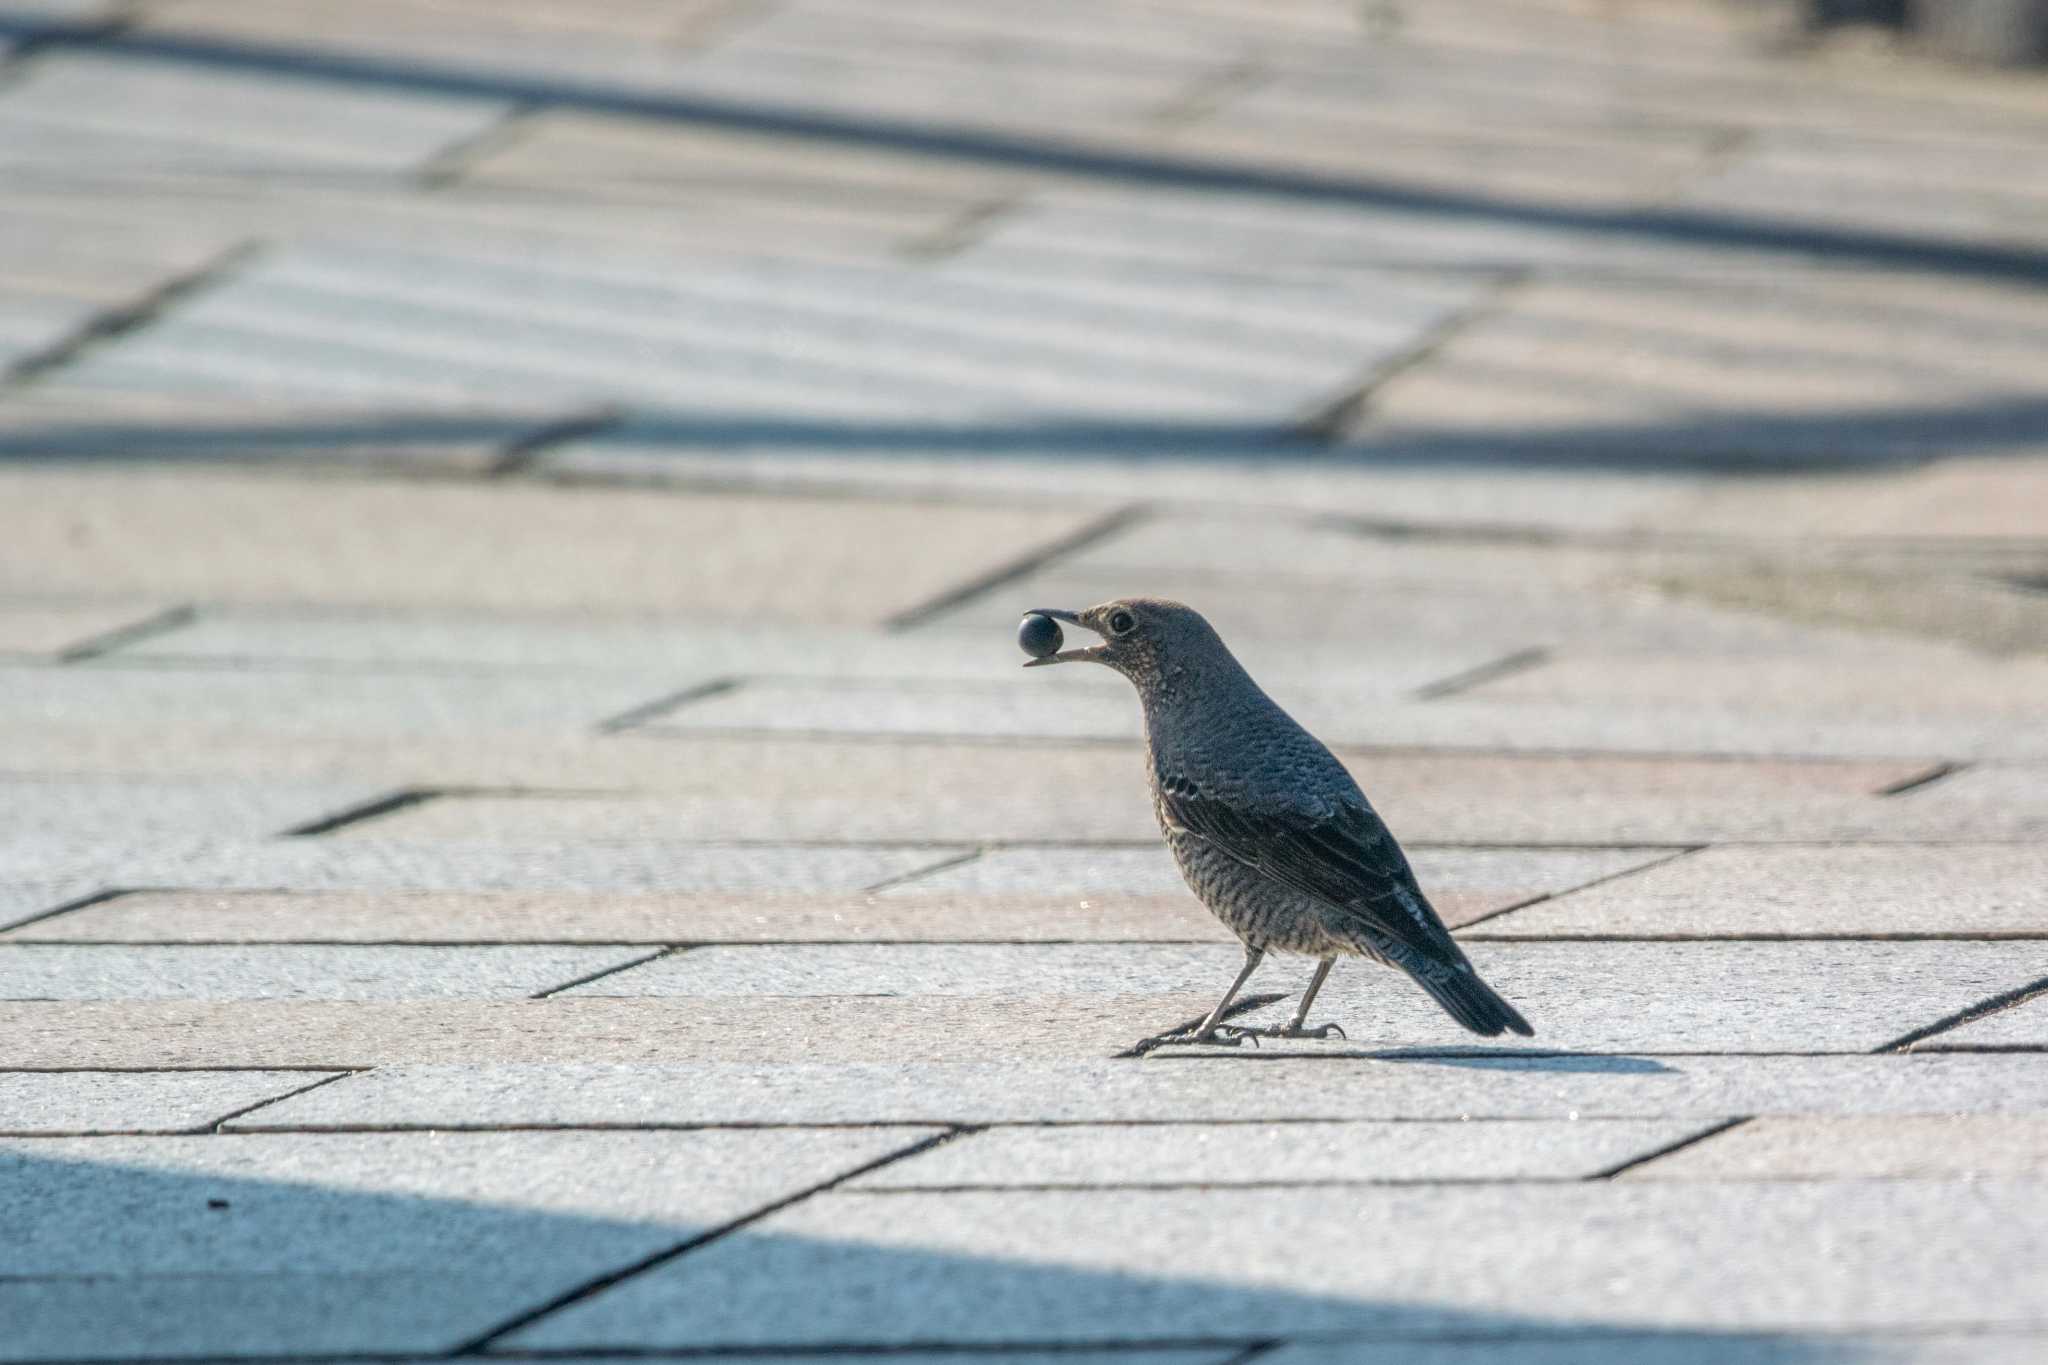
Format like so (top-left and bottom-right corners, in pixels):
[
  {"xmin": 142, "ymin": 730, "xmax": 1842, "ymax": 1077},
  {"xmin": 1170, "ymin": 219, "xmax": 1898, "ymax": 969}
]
[
  {"xmin": 1134, "ymin": 946, "xmax": 1264, "ymax": 1050},
  {"xmin": 1215, "ymin": 957, "xmax": 1347, "ymax": 1041}
]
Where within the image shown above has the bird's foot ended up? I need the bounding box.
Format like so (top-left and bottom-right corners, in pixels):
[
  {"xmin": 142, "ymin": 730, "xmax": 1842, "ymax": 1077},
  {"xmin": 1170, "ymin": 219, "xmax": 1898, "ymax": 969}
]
[
  {"xmin": 1214, "ymin": 1021, "xmax": 1347, "ymax": 1043},
  {"xmin": 1128, "ymin": 1024, "xmax": 1252, "ymax": 1054}
]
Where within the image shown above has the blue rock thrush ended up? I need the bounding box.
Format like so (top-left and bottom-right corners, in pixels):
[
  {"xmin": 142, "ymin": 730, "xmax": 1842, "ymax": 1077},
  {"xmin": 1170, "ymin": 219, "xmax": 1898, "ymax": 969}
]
[{"xmin": 1022, "ymin": 597, "xmax": 1534, "ymax": 1048}]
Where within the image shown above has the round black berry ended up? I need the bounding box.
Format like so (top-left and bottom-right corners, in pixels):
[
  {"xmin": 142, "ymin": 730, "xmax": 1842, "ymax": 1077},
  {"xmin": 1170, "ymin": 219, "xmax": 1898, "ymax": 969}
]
[{"xmin": 1017, "ymin": 612, "xmax": 1064, "ymax": 659}]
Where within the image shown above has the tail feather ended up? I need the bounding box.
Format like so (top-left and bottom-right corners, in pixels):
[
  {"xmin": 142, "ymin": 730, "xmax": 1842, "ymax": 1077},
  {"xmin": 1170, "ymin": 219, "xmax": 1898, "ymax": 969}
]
[{"xmin": 1418, "ymin": 965, "xmax": 1534, "ymax": 1038}]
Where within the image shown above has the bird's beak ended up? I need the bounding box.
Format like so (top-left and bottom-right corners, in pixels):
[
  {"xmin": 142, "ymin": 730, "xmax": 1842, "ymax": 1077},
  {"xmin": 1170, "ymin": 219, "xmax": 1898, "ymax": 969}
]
[{"xmin": 1021, "ymin": 608, "xmax": 1107, "ymax": 667}]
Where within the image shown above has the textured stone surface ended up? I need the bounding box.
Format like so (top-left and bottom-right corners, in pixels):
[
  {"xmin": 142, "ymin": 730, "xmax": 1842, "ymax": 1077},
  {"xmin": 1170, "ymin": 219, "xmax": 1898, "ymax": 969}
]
[
  {"xmin": 1259, "ymin": 1332, "xmax": 2048, "ymax": 1364},
  {"xmin": 1625, "ymin": 1116, "xmax": 2048, "ymax": 1180},
  {"xmin": 11, "ymin": 838, "xmax": 959, "ymax": 896},
  {"xmin": 894, "ymin": 846, "xmax": 1673, "ymax": 928},
  {"xmin": 851, "ymin": 1119, "xmax": 1701, "ymax": 1188},
  {"xmin": 1479, "ymin": 844, "xmax": 2048, "ymax": 939},
  {"xmin": 563, "ymin": 939, "xmax": 2045, "ymax": 1054},
  {"xmin": 0, "ymin": 774, "xmax": 393, "ymax": 841},
  {"xmin": 8, "ymin": 888, "xmax": 1245, "ymax": 945},
  {"xmin": 0, "ymin": 996, "xmax": 1218, "ymax": 1068},
  {"xmin": 0, "ymin": 1128, "xmax": 935, "ymax": 1359},
  {"xmin": 0, "ymin": 1071, "xmax": 337, "ymax": 1135},
  {"xmin": 506, "ymin": 1180, "xmax": 2048, "ymax": 1349},
  {"xmin": 0, "ymin": 944, "xmax": 648, "ymax": 1001},
  {"xmin": 0, "ymin": 470, "xmax": 1106, "ymax": 622},
  {"xmin": 340, "ymin": 750, "xmax": 1926, "ymax": 845},
  {"xmin": 228, "ymin": 1054, "xmax": 2048, "ymax": 1130}
]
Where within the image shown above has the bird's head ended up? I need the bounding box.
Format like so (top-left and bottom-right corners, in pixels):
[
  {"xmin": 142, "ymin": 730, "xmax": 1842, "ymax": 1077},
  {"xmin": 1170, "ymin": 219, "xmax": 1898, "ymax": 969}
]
[{"xmin": 1020, "ymin": 597, "xmax": 1221, "ymax": 688}]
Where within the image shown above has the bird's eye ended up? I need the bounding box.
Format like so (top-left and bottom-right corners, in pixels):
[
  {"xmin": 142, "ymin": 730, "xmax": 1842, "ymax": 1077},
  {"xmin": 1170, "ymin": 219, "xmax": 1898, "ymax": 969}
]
[{"xmin": 1108, "ymin": 609, "xmax": 1136, "ymax": 635}]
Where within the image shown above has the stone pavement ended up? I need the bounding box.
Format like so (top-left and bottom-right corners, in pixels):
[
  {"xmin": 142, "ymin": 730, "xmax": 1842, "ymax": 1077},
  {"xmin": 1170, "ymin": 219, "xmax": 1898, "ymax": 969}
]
[{"xmin": 2, "ymin": 0, "xmax": 2047, "ymax": 1360}]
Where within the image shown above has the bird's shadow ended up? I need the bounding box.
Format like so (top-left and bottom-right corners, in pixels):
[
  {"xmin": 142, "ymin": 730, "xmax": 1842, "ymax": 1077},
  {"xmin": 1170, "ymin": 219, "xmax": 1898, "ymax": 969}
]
[{"xmin": 1144, "ymin": 1044, "xmax": 1676, "ymax": 1074}]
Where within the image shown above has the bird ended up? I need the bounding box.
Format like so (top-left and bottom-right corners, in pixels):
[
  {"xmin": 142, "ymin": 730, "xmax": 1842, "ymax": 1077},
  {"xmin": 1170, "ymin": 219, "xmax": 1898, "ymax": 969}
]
[{"xmin": 1020, "ymin": 598, "xmax": 1533, "ymax": 1048}]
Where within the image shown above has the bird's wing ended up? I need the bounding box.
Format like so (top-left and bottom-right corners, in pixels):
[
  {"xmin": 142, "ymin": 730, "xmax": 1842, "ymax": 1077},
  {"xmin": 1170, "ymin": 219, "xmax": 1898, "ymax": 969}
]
[{"xmin": 1158, "ymin": 776, "xmax": 1466, "ymax": 970}]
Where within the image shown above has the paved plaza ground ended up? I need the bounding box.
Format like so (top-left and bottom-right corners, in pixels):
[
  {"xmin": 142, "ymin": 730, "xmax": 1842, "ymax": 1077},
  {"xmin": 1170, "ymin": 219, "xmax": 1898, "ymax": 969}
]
[{"xmin": 2, "ymin": 0, "xmax": 2047, "ymax": 1360}]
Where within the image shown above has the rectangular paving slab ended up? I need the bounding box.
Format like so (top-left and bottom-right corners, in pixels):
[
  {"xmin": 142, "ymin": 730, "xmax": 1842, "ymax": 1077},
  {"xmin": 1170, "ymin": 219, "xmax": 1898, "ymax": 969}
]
[
  {"xmin": 226, "ymin": 1054, "xmax": 2048, "ymax": 1130},
  {"xmin": 0, "ymin": 944, "xmax": 649, "ymax": 1001},
  {"xmin": 352, "ymin": 748, "xmax": 1927, "ymax": 846},
  {"xmin": 0, "ymin": 996, "xmax": 1220, "ymax": 1068},
  {"xmin": 1476, "ymin": 843, "xmax": 2048, "ymax": 939},
  {"xmin": 503, "ymin": 1179, "xmax": 2048, "ymax": 1349},
  {"xmin": 849, "ymin": 1118, "xmax": 1703, "ymax": 1187},
  {"xmin": 0, "ymin": 1127, "xmax": 937, "ymax": 1359},
  {"xmin": 558, "ymin": 939, "xmax": 2048, "ymax": 1054},
  {"xmin": 0, "ymin": 469, "xmax": 1105, "ymax": 622},
  {"xmin": 1622, "ymin": 1115, "xmax": 2048, "ymax": 1181},
  {"xmin": 0, "ymin": 1071, "xmax": 340, "ymax": 1136},
  {"xmin": 892, "ymin": 846, "xmax": 1673, "ymax": 928},
  {"xmin": 0, "ymin": 774, "xmax": 397, "ymax": 842},
  {"xmin": 39, "ymin": 838, "xmax": 961, "ymax": 896}
]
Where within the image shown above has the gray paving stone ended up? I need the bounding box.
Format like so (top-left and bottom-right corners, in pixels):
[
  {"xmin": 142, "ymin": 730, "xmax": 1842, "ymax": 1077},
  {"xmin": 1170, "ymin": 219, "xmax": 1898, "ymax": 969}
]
[
  {"xmin": 0, "ymin": 1070, "xmax": 338, "ymax": 1135},
  {"xmin": 2, "ymin": 888, "xmax": 1247, "ymax": 945},
  {"xmin": 0, "ymin": 993, "xmax": 1222, "ymax": 1068},
  {"xmin": 1480, "ymin": 844, "xmax": 2048, "ymax": 939},
  {"xmin": 0, "ymin": 774, "xmax": 393, "ymax": 841},
  {"xmin": 0, "ymin": 601, "xmax": 170, "ymax": 658},
  {"xmin": 1624, "ymin": 1115, "xmax": 2048, "ymax": 1181},
  {"xmin": 1261, "ymin": 1330, "xmax": 2048, "ymax": 1364},
  {"xmin": 0, "ymin": 944, "xmax": 647, "ymax": 1001},
  {"xmin": 346, "ymin": 748, "xmax": 1926, "ymax": 846},
  {"xmin": 30, "ymin": 838, "xmax": 959, "ymax": 896},
  {"xmin": 1874, "ymin": 767, "xmax": 2048, "ymax": 842},
  {"xmin": 0, "ymin": 1127, "xmax": 934, "ymax": 1359},
  {"xmin": 895, "ymin": 846, "xmax": 1672, "ymax": 929},
  {"xmin": 562, "ymin": 940, "xmax": 2044, "ymax": 1054},
  {"xmin": 505, "ymin": 1179, "xmax": 2048, "ymax": 1349},
  {"xmin": 0, "ymin": 469, "xmax": 1103, "ymax": 622},
  {"xmin": 0, "ymin": 50, "xmax": 509, "ymax": 174},
  {"xmin": 0, "ymin": 662, "xmax": 710, "ymax": 740},
  {"xmin": 850, "ymin": 1118, "xmax": 1702, "ymax": 1187},
  {"xmin": 229, "ymin": 1053, "xmax": 2048, "ymax": 1130}
]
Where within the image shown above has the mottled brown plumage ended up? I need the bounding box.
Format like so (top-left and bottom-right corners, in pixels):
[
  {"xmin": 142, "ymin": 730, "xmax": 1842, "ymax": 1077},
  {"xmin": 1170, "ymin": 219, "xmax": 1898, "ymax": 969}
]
[{"xmin": 1023, "ymin": 597, "xmax": 1533, "ymax": 1046}]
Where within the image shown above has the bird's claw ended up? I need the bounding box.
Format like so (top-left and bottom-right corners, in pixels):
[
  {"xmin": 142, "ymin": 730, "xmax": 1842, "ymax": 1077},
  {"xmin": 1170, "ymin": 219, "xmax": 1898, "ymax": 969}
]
[
  {"xmin": 1130, "ymin": 1026, "xmax": 1250, "ymax": 1053},
  {"xmin": 1215, "ymin": 1021, "xmax": 1346, "ymax": 1042}
]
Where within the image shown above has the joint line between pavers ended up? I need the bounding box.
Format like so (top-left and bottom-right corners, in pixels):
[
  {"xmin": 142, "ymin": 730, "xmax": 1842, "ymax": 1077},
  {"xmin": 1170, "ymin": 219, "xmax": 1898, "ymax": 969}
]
[
  {"xmin": 0, "ymin": 239, "xmax": 263, "ymax": 390},
  {"xmin": 1454, "ymin": 844, "xmax": 1708, "ymax": 933},
  {"xmin": 55, "ymin": 605, "xmax": 199, "ymax": 664},
  {"xmin": 0, "ymin": 887, "xmax": 134, "ymax": 936},
  {"xmin": 413, "ymin": 100, "xmax": 544, "ymax": 189},
  {"xmin": 202, "ymin": 1070, "xmax": 358, "ymax": 1134},
  {"xmin": 1411, "ymin": 646, "xmax": 1552, "ymax": 701},
  {"xmin": 1296, "ymin": 266, "xmax": 1531, "ymax": 441},
  {"xmin": 881, "ymin": 502, "xmax": 1151, "ymax": 632},
  {"xmin": 490, "ymin": 403, "xmax": 626, "ymax": 477},
  {"xmin": 859, "ymin": 846, "xmax": 986, "ymax": 894},
  {"xmin": 1880, "ymin": 973, "xmax": 2048, "ymax": 1053},
  {"xmin": 529, "ymin": 945, "xmax": 685, "ymax": 999},
  {"xmin": 1876, "ymin": 760, "xmax": 1969, "ymax": 797},
  {"xmin": 278, "ymin": 788, "xmax": 443, "ymax": 838},
  {"xmin": 452, "ymin": 1124, "xmax": 978, "ymax": 1353},
  {"xmin": 1589, "ymin": 1115, "xmax": 1750, "ymax": 1180},
  {"xmin": 595, "ymin": 676, "xmax": 743, "ymax": 733}
]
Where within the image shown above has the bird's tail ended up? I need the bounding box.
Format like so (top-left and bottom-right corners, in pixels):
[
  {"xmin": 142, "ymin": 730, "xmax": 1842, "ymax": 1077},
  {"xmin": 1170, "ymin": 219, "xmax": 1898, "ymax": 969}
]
[{"xmin": 1419, "ymin": 964, "xmax": 1534, "ymax": 1038}]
